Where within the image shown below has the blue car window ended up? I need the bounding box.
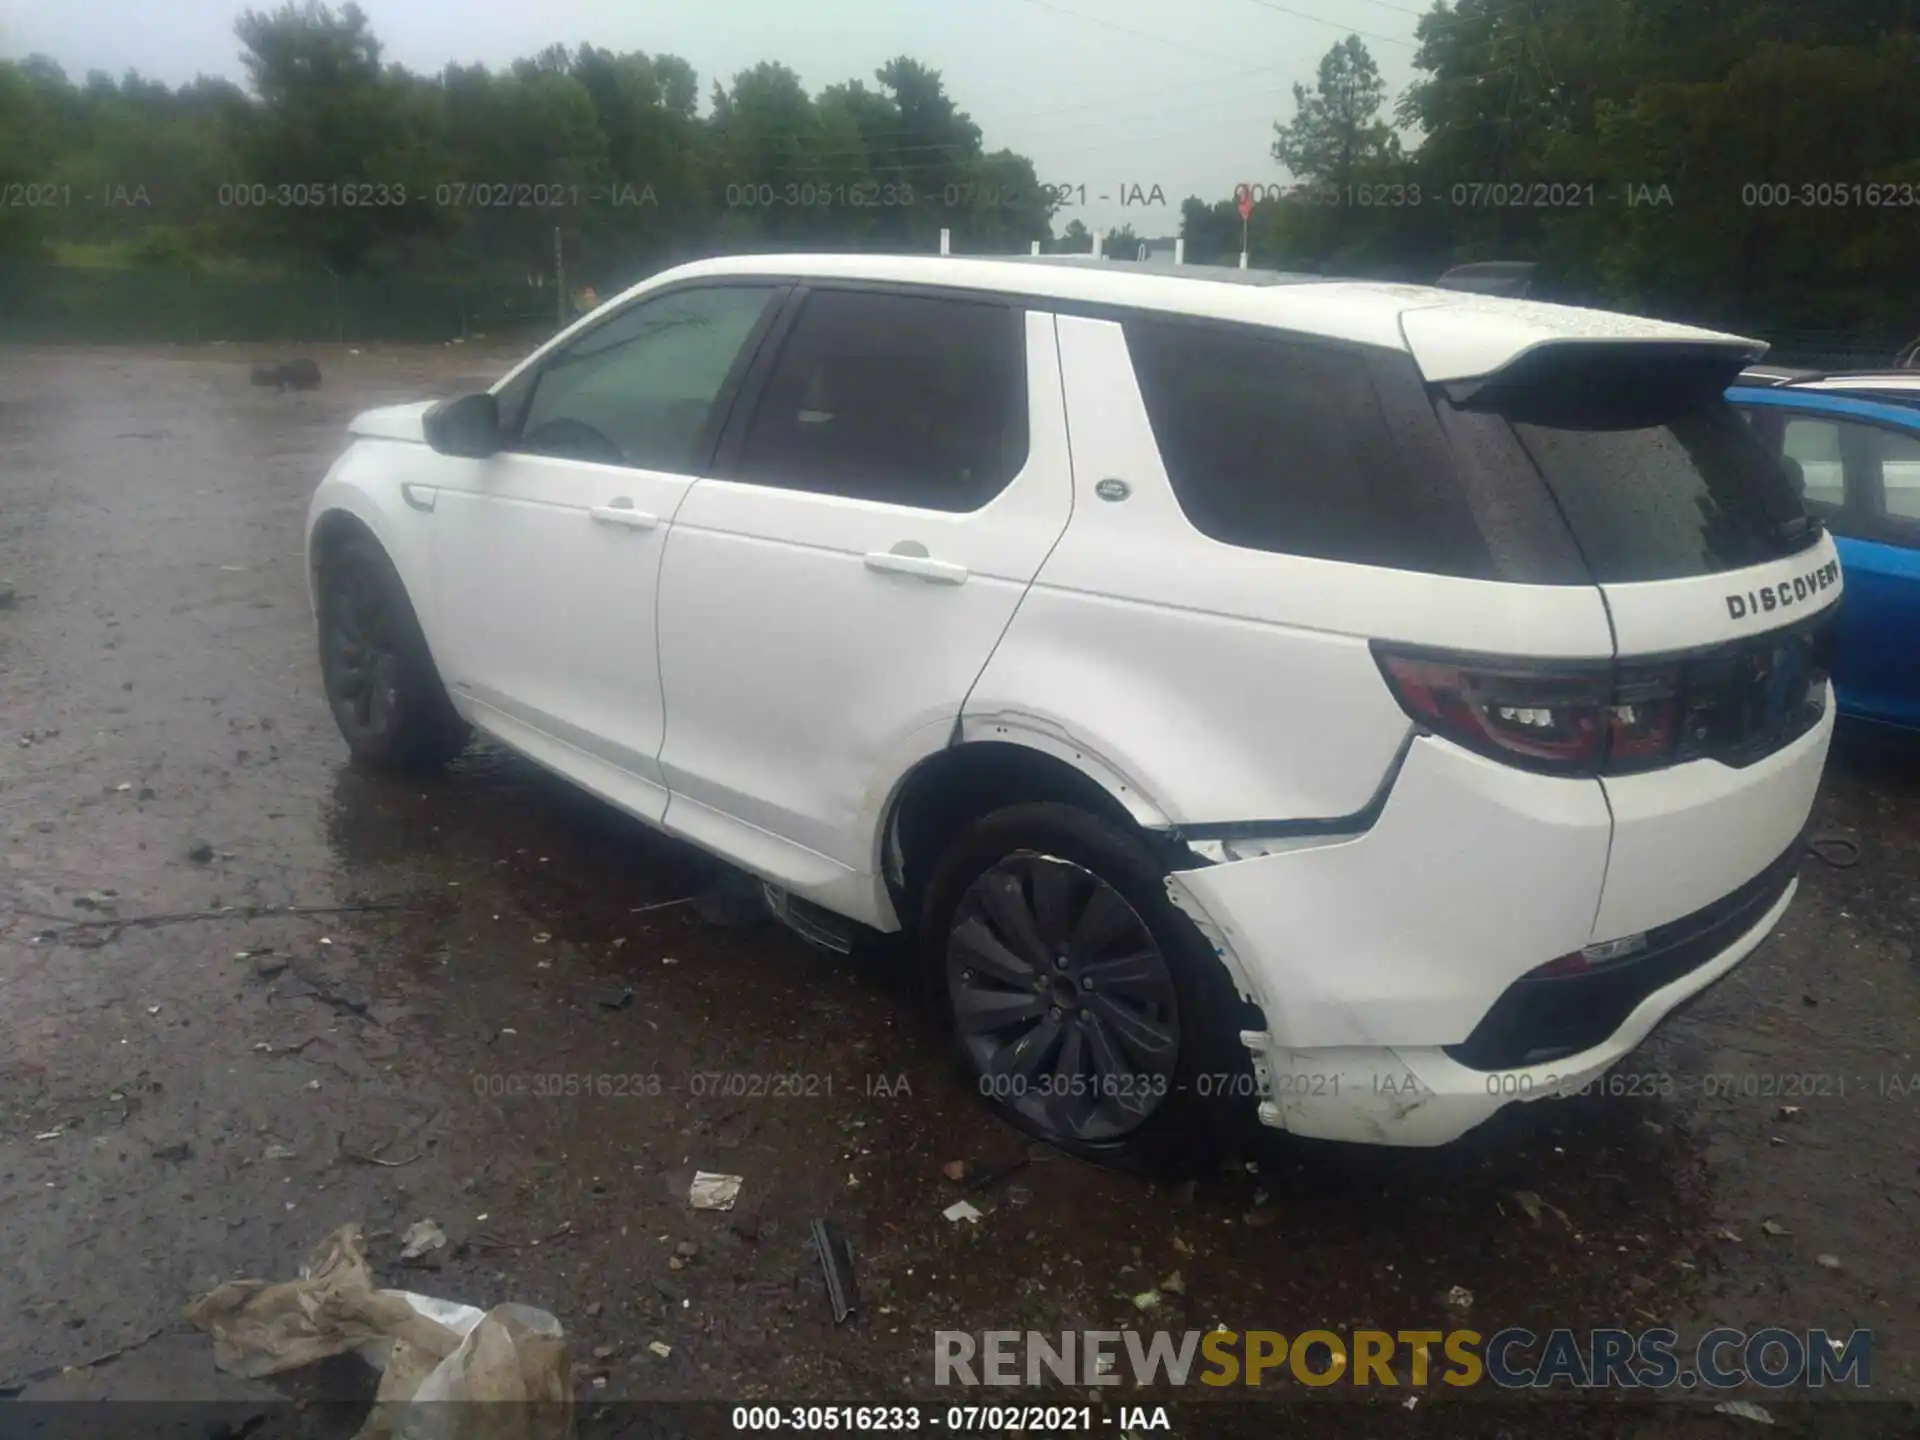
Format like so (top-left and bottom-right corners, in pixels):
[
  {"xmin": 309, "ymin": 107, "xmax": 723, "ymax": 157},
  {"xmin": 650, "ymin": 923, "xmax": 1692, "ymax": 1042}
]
[{"xmin": 1875, "ymin": 429, "xmax": 1920, "ymax": 525}]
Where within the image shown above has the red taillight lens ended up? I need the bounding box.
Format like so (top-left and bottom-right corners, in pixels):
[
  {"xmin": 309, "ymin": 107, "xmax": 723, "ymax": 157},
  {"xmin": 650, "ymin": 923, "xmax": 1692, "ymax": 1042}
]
[
  {"xmin": 1375, "ymin": 650, "xmax": 1684, "ymax": 775},
  {"xmin": 1605, "ymin": 665, "xmax": 1683, "ymax": 764}
]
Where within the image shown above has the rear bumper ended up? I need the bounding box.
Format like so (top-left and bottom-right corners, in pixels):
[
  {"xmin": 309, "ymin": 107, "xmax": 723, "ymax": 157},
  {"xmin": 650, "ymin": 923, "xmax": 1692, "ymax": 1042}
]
[
  {"xmin": 1235, "ymin": 875, "xmax": 1795, "ymax": 1147},
  {"xmin": 1164, "ymin": 703, "xmax": 1831, "ymax": 1146}
]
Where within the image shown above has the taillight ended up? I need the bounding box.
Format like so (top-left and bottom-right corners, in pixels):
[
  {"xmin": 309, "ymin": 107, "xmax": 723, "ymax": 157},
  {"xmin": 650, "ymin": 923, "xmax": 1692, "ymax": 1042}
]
[{"xmin": 1374, "ymin": 649, "xmax": 1688, "ymax": 776}]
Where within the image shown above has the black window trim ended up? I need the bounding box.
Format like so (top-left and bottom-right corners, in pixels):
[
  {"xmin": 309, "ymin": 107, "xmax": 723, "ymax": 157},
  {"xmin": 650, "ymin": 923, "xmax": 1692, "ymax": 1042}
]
[
  {"xmin": 495, "ymin": 277, "xmax": 797, "ymax": 477},
  {"xmin": 708, "ymin": 281, "xmax": 1034, "ymax": 512}
]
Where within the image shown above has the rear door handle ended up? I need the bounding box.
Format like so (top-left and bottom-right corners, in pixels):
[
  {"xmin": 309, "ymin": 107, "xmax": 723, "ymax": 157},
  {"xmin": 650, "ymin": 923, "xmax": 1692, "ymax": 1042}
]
[
  {"xmin": 590, "ymin": 502, "xmax": 660, "ymax": 531},
  {"xmin": 400, "ymin": 483, "xmax": 437, "ymax": 513},
  {"xmin": 864, "ymin": 546, "xmax": 968, "ymax": 585}
]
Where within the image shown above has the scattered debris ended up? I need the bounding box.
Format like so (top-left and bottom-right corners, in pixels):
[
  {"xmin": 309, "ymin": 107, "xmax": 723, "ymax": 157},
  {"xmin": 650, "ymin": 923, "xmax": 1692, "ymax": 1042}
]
[
  {"xmin": 648, "ymin": 1341, "xmax": 672, "ymax": 1359},
  {"xmin": 674, "ymin": 1240, "xmax": 697, "ymax": 1260},
  {"xmin": 689, "ymin": 1172, "xmax": 743, "ymax": 1211},
  {"xmin": 967, "ymin": 1154, "xmax": 1031, "ymax": 1194},
  {"xmin": 285, "ymin": 966, "xmax": 373, "ymax": 1018},
  {"xmin": 1717, "ymin": 1228, "xmax": 1743, "ymax": 1243},
  {"xmin": 1131, "ymin": 1290, "xmax": 1161, "ymax": 1313},
  {"xmin": 35, "ymin": 1129, "xmax": 65, "ymax": 1141},
  {"xmin": 942, "ymin": 1159, "xmax": 969, "ymax": 1182},
  {"xmin": 249, "ymin": 359, "xmax": 323, "ymax": 391},
  {"xmin": 1444, "ymin": 1285, "xmax": 1473, "ymax": 1312},
  {"xmin": 595, "ymin": 987, "xmax": 635, "ymax": 1012},
  {"xmin": 811, "ymin": 1219, "xmax": 859, "ymax": 1324},
  {"xmin": 400, "ymin": 1220, "xmax": 449, "ymax": 1261},
  {"xmin": 1158, "ymin": 1270, "xmax": 1186, "ymax": 1297},
  {"xmin": 1714, "ymin": 1400, "xmax": 1777, "ymax": 1425},
  {"xmin": 1816, "ymin": 1253, "xmax": 1843, "ymax": 1270},
  {"xmin": 184, "ymin": 1224, "xmax": 567, "ymax": 1415},
  {"xmin": 1512, "ymin": 1189, "xmax": 1570, "ymax": 1229},
  {"xmin": 1760, "ymin": 1220, "xmax": 1789, "ymax": 1237},
  {"xmin": 263, "ymin": 1143, "xmax": 297, "ymax": 1162},
  {"xmin": 942, "ymin": 1199, "xmax": 984, "ymax": 1225},
  {"xmin": 1778, "ymin": 1105, "xmax": 1802, "ymax": 1120},
  {"xmin": 151, "ymin": 1140, "xmax": 192, "ymax": 1162}
]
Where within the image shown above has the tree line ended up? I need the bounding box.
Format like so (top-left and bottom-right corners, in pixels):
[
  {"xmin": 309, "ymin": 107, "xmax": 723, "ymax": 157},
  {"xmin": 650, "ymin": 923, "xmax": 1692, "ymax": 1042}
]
[{"xmin": 0, "ymin": 0, "xmax": 1915, "ymax": 345}]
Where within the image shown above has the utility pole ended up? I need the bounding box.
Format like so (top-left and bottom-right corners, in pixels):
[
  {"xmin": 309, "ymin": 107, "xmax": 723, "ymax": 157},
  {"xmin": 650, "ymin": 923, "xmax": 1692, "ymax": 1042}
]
[{"xmin": 554, "ymin": 226, "xmax": 566, "ymax": 331}]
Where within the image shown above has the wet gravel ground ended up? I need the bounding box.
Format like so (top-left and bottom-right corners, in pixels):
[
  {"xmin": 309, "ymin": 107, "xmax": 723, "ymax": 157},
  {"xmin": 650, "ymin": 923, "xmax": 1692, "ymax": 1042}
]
[{"xmin": 1, "ymin": 343, "xmax": 1917, "ymax": 1437}]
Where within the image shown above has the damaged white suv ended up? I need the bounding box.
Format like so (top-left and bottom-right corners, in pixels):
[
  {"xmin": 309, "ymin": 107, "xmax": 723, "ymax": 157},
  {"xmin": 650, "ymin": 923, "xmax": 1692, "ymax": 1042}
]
[{"xmin": 306, "ymin": 253, "xmax": 1839, "ymax": 1167}]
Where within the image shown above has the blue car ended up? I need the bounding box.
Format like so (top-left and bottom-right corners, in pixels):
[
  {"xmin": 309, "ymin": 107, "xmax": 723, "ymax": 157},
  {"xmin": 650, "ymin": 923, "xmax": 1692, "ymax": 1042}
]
[{"xmin": 1727, "ymin": 374, "xmax": 1920, "ymax": 733}]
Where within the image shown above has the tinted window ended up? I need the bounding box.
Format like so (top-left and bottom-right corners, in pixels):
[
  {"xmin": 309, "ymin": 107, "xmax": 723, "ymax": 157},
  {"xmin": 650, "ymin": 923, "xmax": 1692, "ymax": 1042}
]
[
  {"xmin": 516, "ymin": 285, "xmax": 777, "ymax": 470},
  {"xmin": 1444, "ymin": 353, "xmax": 1814, "ymax": 584},
  {"xmin": 1124, "ymin": 318, "xmax": 1499, "ymax": 577},
  {"xmin": 732, "ymin": 290, "xmax": 1027, "ymax": 511}
]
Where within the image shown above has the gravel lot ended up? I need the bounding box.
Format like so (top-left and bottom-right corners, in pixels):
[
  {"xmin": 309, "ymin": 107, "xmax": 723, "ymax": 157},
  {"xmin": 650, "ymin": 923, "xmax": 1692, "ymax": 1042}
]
[{"xmin": 1, "ymin": 343, "xmax": 1915, "ymax": 1436}]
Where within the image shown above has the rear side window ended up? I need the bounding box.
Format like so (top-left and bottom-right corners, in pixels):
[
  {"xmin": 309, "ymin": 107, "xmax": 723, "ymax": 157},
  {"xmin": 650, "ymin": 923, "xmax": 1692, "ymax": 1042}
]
[
  {"xmin": 732, "ymin": 289, "xmax": 1028, "ymax": 512},
  {"xmin": 1123, "ymin": 318, "xmax": 1500, "ymax": 577},
  {"xmin": 1442, "ymin": 349, "xmax": 1816, "ymax": 584}
]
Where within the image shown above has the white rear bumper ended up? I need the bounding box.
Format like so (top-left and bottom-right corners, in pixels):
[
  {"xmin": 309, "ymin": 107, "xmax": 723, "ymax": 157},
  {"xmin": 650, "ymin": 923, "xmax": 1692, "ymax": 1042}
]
[{"xmin": 1165, "ymin": 705, "xmax": 1831, "ymax": 1146}]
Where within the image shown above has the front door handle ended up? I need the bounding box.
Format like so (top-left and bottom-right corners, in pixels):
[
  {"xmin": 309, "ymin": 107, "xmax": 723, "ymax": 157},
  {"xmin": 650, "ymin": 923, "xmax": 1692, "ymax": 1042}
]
[
  {"xmin": 590, "ymin": 501, "xmax": 660, "ymax": 531},
  {"xmin": 400, "ymin": 483, "xmax": 437, "ymax": 513},
  {"xmin": 864, "ymin": 543, "xmax": 968, "ymax": 585}
]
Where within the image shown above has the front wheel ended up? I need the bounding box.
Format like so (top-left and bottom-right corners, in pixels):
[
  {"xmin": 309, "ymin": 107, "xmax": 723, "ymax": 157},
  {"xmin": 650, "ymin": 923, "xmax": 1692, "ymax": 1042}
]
[
  {"xmin": 316, "ymin": 534, "xmax": 469, "ymax": 771},
  {"xmin": 919, "ymin": 802, "xmax": 1257, "ymax": 1172}
]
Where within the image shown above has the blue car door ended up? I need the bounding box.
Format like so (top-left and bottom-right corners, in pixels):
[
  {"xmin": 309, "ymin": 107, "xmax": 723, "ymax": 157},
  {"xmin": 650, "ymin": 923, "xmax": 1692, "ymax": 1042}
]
[{"xmin": 1732, "ymin": 388, "xmax": 1920, "ymax": 732}]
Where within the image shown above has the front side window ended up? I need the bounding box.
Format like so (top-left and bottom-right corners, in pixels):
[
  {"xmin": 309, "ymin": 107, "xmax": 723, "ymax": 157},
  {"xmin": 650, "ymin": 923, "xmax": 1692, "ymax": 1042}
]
[
  {"xmin": 731, "ymin": 289, "xmax": 1028, "ymax": 512},
  {"xmin": 514, "ymin": 285, "xmax": 779, "ymax": 471}
]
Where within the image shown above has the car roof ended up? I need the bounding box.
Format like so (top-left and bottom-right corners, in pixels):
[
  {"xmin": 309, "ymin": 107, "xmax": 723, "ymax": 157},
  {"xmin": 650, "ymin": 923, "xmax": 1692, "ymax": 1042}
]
[
  {"xmin": 1727, "ymin": 384, "xmax": 1920, "ymax": 426},
  {"xmin": 634, "ymin": 252, "xmax": 1765, "ymax": 384},
  {"xmin": 1787, "ymin": 372, "xmax": 1920, "ymax": 393}
]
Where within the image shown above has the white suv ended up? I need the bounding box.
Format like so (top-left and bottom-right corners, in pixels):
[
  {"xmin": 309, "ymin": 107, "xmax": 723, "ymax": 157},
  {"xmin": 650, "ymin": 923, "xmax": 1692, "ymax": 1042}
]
[{"xmin": 306, "ymin": 253, "xmax": 1840, "ymax": 1167}]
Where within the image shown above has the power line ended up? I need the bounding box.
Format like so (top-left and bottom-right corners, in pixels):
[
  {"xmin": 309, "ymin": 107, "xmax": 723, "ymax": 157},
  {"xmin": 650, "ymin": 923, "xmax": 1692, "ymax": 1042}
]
[
  {"xmin": 1010, "ymin": 0, "xmax": 1257, "ymax": 66},
  {"xmin": 1227, "ymin": 0, "xmax": 1417, "ymax": 49}
]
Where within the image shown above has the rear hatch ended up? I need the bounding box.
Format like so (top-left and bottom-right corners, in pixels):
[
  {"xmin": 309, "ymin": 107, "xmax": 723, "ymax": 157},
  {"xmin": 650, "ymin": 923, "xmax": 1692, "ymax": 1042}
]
[{"xmin": 1428, "ymin": 340, "xmax": 1838, "ymax": 943}]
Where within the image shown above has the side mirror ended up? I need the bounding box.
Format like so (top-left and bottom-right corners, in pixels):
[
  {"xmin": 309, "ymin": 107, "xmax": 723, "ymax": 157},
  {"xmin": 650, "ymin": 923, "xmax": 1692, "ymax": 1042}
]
[{"xmin": 423, "ymin": 392, "xmax": 500, "ymax": 458}]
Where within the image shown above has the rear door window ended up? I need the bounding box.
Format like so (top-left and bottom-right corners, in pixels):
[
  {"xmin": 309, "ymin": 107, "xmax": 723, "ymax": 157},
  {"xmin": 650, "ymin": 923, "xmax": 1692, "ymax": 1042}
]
[{"xmin": 1441, "ymin": 351, "xmax": 1816, "ymax": 584}]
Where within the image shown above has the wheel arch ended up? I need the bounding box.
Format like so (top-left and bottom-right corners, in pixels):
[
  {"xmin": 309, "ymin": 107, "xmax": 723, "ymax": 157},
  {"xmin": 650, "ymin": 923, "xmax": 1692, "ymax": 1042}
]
[{"xmin": 878, "ymin": 738, "xmax": 1194, "ymax": 931}]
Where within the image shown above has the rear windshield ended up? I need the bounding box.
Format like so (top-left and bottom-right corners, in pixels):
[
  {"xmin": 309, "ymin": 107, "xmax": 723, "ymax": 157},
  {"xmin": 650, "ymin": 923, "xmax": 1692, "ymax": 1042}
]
[{"xmin": 1439, "ymin": 349, "xmax": 1817, "ymax": 584}]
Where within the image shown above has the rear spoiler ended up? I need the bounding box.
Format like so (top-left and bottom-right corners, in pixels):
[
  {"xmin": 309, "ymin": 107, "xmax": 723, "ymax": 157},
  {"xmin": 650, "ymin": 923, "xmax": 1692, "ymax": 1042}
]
[{"xmin": 1403, "ymin": 301, "xmax": 1767, "ymax": 386}]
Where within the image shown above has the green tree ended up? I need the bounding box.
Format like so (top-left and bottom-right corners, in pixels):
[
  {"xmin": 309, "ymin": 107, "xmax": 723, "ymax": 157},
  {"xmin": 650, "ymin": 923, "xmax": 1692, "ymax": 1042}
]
[
  {"xmin": 1055, "ymin": 218, "xmax": 1092, "ymax": 253},
  {"xmin": 1102, "ymin": 222, "xmax": 1142, "ymax": 259},
  {"xmin": 1273, "ymin": 37, "xmax": 1400, "ymax": 190},
  {"xmin": 232, "ymin": 1, "xmax": 440, "ymax": 271}
]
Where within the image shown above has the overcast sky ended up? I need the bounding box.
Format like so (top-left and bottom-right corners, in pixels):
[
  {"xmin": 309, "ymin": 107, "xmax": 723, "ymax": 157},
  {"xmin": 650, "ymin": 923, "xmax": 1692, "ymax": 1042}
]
[{"xmin": 0, "ymin": 0, "xmax": 1428, "ymax": 231}]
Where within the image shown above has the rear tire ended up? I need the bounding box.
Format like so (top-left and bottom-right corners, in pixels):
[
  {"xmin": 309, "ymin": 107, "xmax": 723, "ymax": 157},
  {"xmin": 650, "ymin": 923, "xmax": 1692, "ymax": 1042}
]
[
  {"xmin": 919, "ymin": 802, "xmax": 1258, "ymax": 1173},
  {"xmin": 316, "ymin": 535, "xmax": 469, "ymax": 772}
]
